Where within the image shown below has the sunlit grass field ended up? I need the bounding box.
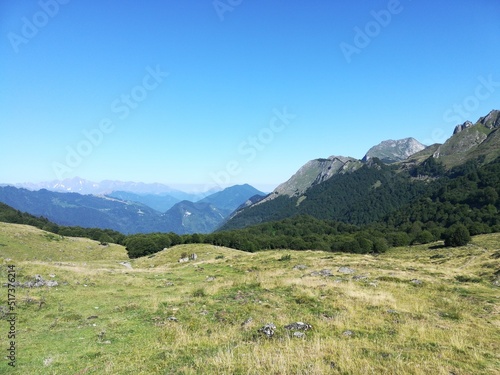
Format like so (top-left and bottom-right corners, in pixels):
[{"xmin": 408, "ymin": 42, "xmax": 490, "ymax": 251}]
[{"xmin": 0, "ymin": 222, "xmax": 499, "ymax": 374}]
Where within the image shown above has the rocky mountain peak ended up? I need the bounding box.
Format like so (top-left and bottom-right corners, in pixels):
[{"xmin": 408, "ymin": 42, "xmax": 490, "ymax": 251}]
[
  {"xmin": 363, "ymin": 138, "xmax": 426, "ymax": 164},
  {"xmin": 478, "ymin": 109, "xmax": 500, "ymax": 129},
  {"xmin": 256, "ymin": 155, "xmax": 361, "ymax": 205},
  {"xmin": 453, "ymin": 121, "xmax": 473, "ymax": 135}
]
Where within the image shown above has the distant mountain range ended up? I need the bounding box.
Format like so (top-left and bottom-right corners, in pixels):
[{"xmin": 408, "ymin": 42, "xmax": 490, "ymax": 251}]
[
  {"xmin": 0, "ymin": 184, "xmax": 265, "ymax": 234},
  {"xmin": 221, "ymin": 110, "xmax": 500, "ymax": 231},
  {"xmin": 2, "ymin": 109, "xmax": 499, "ymax": 237},
  {"xmin": 9, "ymin": 177, "xmax": 219, "ymax": 202}
]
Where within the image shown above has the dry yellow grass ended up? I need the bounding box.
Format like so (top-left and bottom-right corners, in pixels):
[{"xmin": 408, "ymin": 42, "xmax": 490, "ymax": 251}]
[{"xmin": 0, "ymin": 224, "xmax": 498, "ymax": 374}]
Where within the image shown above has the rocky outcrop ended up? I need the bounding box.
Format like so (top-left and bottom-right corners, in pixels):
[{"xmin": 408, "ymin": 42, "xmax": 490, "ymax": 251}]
[
  {"xmin": 363, "ymin": 138, "xmax": 427, "ymax": 163},
  {"xmin": 478, "ymin": 110, "xmax": 500, "ymax": 129},
  {"xmin": 453, "ymin": 121, "xmax": 473, "ymax": 134},
  {"xmin": 257, "ymin": 156, "xmax": 361, "ymax": 204},
  {"xmin": 433, "ymin": 125, "xmax": 488, "ymax": 159}
]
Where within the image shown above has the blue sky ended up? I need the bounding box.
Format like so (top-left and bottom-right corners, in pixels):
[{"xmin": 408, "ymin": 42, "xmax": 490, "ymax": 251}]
[{"xmin": 1, "ymin": 0, "xmax": 499, "ymax": 192}]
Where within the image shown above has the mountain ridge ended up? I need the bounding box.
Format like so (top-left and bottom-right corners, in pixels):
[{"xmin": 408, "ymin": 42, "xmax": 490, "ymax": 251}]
[
  {"xmin": 222, "ymin": 109, "xmax": 500, "ymax": 231},
  {"xmin": 0, "ymin": 184, "xmax": 264, "ymax": 234},
  {"xmin": 362, "ymin": 137, "xmax": 426, "ymax": 163}
]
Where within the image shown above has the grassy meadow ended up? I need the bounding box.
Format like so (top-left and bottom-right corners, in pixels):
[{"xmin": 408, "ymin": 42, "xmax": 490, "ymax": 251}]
[{"xmin": 0, "ymin": 222, "xmax": 499, "ymax": 374}]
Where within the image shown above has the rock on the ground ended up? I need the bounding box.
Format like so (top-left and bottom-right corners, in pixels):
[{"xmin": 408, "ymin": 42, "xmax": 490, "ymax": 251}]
[
  {"xmin": 338, "ymin": 267, "xmax": 355, "ymax": 274},
  {"xmin": 259, "ymin": 323, "xmax": 276, "ymax": 338},
  {"xmin": 284, "ymin": 322, "xmax": 312, "ymax": 331},
  {"xmin": 311, "ymin": 269, "xmax": 333, "ymax": 276}
]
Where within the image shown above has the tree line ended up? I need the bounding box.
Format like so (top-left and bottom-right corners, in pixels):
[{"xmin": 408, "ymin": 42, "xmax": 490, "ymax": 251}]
[{"xmin": 0, "ymin": 156, "xmax": 498, "ymax": 258}]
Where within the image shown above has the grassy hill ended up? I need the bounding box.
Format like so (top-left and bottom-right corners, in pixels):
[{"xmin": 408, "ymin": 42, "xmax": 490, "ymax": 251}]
[{"xmin": 0, "ymin": 223, "xmax": 499, "ymax": 374}]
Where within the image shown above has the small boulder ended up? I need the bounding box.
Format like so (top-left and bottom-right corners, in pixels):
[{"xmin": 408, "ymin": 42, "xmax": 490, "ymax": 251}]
[
  {"xmin": 311, "ymin": 269, "xmax": 333, "ymax": 277},
  {"xmin": 338, "ymin": 267, "xmax": 355, "ymax": 274},
  {"xmin": 258, "ymin": 323, "xmax": 276, "ymax": 338},
  {"xmin": 284, "ymin": 322, "xmax": 312, "ymax": 331}
]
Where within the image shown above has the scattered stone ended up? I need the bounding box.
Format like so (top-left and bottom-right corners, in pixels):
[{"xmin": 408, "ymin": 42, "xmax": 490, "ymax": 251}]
[
  {"xmin": 49, "ymin": 274, "xmax": 56, "ymax": 278},
  {"xmin": 178, "ymin": 257, "xmax": 189, "ymax": 263},
  {"xmin": 338, "ymin": 267, "xmax": 355, "ymax": 274},
  {"xmin": 87, "ymin": 315, "xmax": 98, "ymax": 320},
  {"xmin": 167, "ymin": 316, "xmax": 178, "ymax": 322},
  {"xmin": 387, "ymin": 309, "xmax": 398, "ymax": 314},
  {"xmin": 311, "ymin": 269, "xmax": 333, "ymax": 277},
  {"xmin": 206, "ymin": 276, "xmax": 216, "ymax": 282},
  {"xmin": 165, "ymin": 282, "xmax": 174, "ymax": 286},
  {"xmin": 410, "ymin": 279, "xmax": 423, "ymax": 285},
  {"xmin": 352, "ymin": 275, "xmax": 367, "ymax": 280},
  {"xmin": 119, "ymin": 262, "xmax": 132, "ymax": 269},
  {"xmin": 258, "ymin": 323, "xmax": 276, "ymax": 338},
  {"xmin": 293, "ymin": 264, "xmax": 307, "ymax": 270},
  {"xmin": 97, "ymin": 330, "xmax": 106, "ymax": 341},
  {"xmin": 200, "ymin": 310, "xmax": 209, "ymax": 316},
  {"xmin": 342, "ymin": 330, "xmax": 354, "ymax": 337},
  {"xmin": 241, "ymin": 317, "xmax": 253, "ymax": 327},
  {"xmin": 189, "ymin": 253, "xmax": 198, "ymax": 261},
  {"xmin": 284, "ymin": 322, "xmax": 312, "ymax": 331},
  {"xmin": 43, "ymin": 357, "xmax": 53, "ymax": 367},
  {"xmin": 293, "ymin": 332, "xmax": 305, "ymax": 338},
  {"xmin": 3, "ymin": 275, "xmax": 59, "ymax": 288},
  {"xmin": 369, "ymin": 282, "xmax": 378, "ymax": 287}
]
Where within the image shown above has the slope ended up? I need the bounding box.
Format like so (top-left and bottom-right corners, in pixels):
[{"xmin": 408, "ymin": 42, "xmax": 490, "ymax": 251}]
[
  {"xmin": 0, "ymin": 187, "xmax": 166, "ymax": 234},
  {"xmin": 1, "ymin": 221, "xmax": 498, "ymax": 374}
]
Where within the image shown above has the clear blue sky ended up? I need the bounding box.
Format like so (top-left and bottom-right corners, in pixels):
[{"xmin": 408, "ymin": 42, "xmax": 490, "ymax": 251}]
[{"xmin": 1, "ymin": 0, "xmax": 499, "ymax": 192}]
